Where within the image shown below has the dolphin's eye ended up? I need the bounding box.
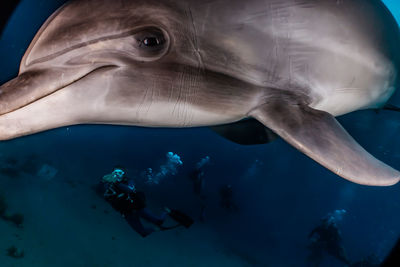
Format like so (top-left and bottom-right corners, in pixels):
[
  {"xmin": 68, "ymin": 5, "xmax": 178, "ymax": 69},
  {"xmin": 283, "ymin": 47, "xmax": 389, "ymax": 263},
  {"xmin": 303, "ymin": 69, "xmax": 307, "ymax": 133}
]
[
  {"xmin": 133, "ymin": 27, "xmax": 169, "ymax": 61},
  {"xmin": 140, "ymin": 36, "xmax": 165, "ymax": 47}
]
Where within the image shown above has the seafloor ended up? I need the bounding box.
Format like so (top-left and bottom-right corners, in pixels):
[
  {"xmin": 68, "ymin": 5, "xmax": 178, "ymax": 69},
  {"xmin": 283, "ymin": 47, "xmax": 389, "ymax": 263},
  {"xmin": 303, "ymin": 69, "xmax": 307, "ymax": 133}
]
[{"xmin": 0, "ymin": 123, "xmax": 399, "ymax": 267}]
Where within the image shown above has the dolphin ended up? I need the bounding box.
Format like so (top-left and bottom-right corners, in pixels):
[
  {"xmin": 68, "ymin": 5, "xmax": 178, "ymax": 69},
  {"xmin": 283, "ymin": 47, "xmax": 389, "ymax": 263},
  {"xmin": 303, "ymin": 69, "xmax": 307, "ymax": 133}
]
[{"xmin": 0, "ymin": 0, "xmax": 399, "ymax": 186}]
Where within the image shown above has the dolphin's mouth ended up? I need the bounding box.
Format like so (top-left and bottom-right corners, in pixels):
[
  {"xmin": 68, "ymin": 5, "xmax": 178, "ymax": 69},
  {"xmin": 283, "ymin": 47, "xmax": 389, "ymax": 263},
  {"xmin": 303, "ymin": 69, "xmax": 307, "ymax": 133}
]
[
  {"xmin": 0, "ymin": 64, "xmax": 117, "ymax": 116},
  {"xmin": 0, "ymin": 64, "xmax": 118, "ymax": 140}
]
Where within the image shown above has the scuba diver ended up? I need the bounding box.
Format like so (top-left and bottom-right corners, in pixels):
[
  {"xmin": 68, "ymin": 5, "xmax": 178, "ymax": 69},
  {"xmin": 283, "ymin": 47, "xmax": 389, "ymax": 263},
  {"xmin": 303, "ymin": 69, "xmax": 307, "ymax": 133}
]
[
  {"xmin": 189, "ymin": 167, "xmax": 206, "ymax": 199},
  {"xmin": 307, "ymin": 209, "xmax": 350, "ymax": 266},
  {"xmin": 189, "ymin": 156, "xmax": 210, "ymax": 222},
  {"xmin": 219, "ymin": 184, "xmax": 238, "ymax": 212},
  {"xmin": 101, "ymin": 167, "xmax": 193, "ymax": 238},
  {"xmin": 189, "ymin": 166, "xmax": 206, "ymax": 222}
]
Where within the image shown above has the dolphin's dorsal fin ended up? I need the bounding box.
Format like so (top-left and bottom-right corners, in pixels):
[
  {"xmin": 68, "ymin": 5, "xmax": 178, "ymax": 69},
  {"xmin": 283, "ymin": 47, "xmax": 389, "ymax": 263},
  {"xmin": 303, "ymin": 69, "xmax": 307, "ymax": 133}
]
[
  {"xmin": 250, "ymin": 96, "xmax": 400, "ymax": 186},
  {"xmin": 211, "ymin": 119, "xmax": 278, "ymax": 145}
]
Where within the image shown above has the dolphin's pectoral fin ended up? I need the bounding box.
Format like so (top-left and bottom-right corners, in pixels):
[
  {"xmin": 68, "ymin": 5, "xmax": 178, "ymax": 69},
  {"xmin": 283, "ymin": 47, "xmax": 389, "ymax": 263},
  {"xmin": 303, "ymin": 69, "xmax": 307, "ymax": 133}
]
[
  {"xmin": 210, "ymin": 119, "xmax": 278, "ymax": 145},
  {"xmin": 250, "ymin": 98, "xmax": 400, "ymax": 186}
]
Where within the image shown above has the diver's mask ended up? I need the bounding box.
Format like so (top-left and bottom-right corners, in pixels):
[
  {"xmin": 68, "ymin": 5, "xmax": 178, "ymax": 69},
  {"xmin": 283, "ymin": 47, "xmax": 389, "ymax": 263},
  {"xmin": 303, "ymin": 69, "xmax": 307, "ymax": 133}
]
[{"xmin": 112, "ymin": 168, "xmax": 125, "ymax": 182}]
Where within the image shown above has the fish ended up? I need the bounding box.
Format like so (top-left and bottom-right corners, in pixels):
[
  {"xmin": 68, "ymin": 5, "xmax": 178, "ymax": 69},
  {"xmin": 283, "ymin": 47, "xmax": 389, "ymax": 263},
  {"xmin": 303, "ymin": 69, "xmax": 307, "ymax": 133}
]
[{"xmin": 0, "ymin": 0, "xmax": 399, "ymax": 186}]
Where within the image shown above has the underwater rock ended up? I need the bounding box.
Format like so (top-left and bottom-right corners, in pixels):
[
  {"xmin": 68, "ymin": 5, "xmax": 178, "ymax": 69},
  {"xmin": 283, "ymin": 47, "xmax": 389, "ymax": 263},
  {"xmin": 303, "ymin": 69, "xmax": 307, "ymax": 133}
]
[
  {"xmin": 0, "ymin": 193, "xmax": 25, "ymax": 228},
  {"xmin": 37, "ymin": 163, "xmax": 58, "ymax": 180},
  {"xmin": 5, "ymin": 213, "xmax": 24, "ymax": 228},
  {"xmin": 0, "ymin": 154, "xmax": 41, "ymax": 178},
  {"xmin": 0, "ymin": 155, "xmax": 21, "ymax": 178},
  {"xmin": 6, "ymin": 246, "xmax": 24, "ymax": 259},
  {"xmin": 0, "ymin": 193, "xmax": 7, "ymax": 216}
]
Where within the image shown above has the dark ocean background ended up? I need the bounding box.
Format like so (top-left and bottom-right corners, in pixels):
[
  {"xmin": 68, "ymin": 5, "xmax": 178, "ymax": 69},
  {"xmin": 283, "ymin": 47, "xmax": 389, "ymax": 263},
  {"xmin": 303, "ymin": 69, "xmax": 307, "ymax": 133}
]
[{"xmin": 0, "ymin": 0, "xmax": 400, "ymax": 266}]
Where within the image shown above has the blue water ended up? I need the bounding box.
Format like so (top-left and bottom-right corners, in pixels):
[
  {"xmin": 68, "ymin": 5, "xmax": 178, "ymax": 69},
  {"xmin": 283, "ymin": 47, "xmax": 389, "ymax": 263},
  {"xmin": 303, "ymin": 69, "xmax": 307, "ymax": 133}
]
[{"xmin": 0, "ymin": 1, "xmax": 400, "ymax": 266}]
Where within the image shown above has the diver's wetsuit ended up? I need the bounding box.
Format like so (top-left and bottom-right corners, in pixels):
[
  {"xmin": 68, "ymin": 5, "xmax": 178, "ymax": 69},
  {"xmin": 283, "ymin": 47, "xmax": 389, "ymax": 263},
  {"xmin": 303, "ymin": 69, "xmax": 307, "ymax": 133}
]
[
  {"xmin": 103, "ymin": 178, "xmax": 167, "ymax": 238},
  {"xmin": 308, "ymin": 220, "xmax": 350, "ymax": 266},
  {"xmin": 219, "ymin": 184, "xmax": 238, "ymax": 211}
]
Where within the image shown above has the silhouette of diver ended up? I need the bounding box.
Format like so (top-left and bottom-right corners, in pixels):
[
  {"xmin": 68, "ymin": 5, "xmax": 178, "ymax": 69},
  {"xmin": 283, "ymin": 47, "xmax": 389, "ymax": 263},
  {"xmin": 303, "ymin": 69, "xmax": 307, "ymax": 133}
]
[
  {"xmin": 219, "ymin": 184, "xmax": 238, "ymax": 212},
  {"xmin": 190, "ymin": 168, "xmax": 206, "ymax": 197},
  {"xmin": 189, "ymin": 167, "xmax": 207, "ymax": 222},
  {"xmin": 101, "ymin": 167, "xmax": 193, "ymax": 238},
  {"xmin": 307, "ymin": 210, "xmax": 350, "ymax": 266},
  {"xmin": 189, "ymin": 156, "xmax": 209, "ymax": 221}
]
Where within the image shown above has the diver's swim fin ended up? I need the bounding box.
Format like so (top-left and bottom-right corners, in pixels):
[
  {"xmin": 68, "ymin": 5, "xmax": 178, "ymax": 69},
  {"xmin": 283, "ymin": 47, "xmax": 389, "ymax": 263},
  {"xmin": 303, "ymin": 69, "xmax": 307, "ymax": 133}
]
[
  {"xmin": 159, "ymin": 224, "xmax": 181, "ymax": 231},
  {"xmin": 166, "ymin": 208, "xmax": 194, "ymax": 228},
  {"xmin": 250, "ymin": 93, "xmax": 400, "ymax": 186}
]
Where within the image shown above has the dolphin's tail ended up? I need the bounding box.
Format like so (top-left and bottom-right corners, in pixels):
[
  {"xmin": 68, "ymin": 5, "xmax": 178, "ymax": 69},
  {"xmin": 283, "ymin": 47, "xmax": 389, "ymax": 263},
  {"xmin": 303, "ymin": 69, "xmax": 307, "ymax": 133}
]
[{"xmin": 249, "ymin": 92, "xmax": 400, "ymax": 186}]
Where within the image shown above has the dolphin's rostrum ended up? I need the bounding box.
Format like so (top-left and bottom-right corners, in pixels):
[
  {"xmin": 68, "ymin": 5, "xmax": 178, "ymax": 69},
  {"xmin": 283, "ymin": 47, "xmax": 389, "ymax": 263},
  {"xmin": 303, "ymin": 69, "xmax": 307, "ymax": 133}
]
[{"xmin": 0, "ymin": 0, "xmax": 399, "ymax": 186}]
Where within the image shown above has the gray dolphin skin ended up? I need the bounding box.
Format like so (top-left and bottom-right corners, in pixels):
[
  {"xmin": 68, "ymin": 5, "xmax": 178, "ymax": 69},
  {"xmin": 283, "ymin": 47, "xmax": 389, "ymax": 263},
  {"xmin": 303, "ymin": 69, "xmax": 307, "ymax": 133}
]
[{"xmin": 0, "ymin": 0, "xmax": 399, "ymax": 186}]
